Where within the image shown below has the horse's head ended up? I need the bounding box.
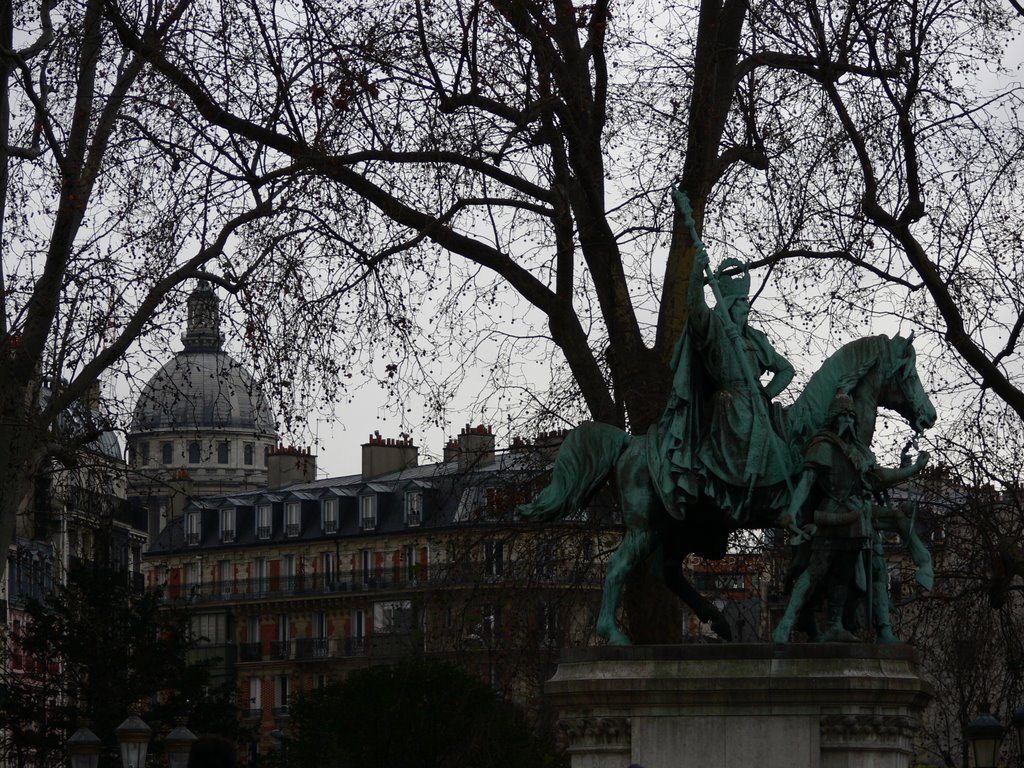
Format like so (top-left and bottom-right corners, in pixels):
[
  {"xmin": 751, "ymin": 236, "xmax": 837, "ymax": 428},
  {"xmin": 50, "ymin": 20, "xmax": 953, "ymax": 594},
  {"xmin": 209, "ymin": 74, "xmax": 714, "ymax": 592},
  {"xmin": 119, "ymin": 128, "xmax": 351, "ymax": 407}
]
[{"xmin": 877, "ymin": 334, "xmax": 937, "ymax": 435}]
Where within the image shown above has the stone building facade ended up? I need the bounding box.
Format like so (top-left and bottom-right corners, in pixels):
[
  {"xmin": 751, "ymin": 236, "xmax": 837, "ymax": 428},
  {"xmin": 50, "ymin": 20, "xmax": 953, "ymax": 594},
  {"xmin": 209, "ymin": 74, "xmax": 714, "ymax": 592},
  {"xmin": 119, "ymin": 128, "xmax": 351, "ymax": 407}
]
[{"xmin": 143, "ymin": 427, "xmax": 614, "ymax": 752}]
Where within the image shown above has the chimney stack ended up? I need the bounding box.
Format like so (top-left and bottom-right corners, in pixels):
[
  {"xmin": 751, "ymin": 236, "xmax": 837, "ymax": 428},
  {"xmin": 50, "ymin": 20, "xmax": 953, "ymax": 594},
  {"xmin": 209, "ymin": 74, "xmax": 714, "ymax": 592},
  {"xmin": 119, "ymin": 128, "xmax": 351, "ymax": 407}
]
[
  {"xmin": 362, "ymin": 432, "xmax": 419, "ymax": 480},
  {"xmin": 267, "ymin": 445, "xmax": 317, "ymax": 489},
  {"xmin": 455, "ymin": 424, "xmax": 495, "ymax": 472}
]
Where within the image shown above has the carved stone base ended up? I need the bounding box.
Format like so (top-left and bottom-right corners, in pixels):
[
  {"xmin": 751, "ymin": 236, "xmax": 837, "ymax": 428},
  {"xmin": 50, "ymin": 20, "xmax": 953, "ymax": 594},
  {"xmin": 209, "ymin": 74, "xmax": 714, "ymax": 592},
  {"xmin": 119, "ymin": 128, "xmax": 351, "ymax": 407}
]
[{"xmin": 546, "ymin": 644, "xmax": 933, "ymax": 768}]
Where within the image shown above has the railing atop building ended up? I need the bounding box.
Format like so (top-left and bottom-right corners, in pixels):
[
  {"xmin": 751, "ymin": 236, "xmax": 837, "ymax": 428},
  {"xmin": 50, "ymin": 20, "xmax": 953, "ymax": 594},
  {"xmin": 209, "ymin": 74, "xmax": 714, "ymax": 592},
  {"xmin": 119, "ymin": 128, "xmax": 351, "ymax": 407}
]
[
  {"xmin": 153, "ymin": 561, "xmax": 600, "ymax": 605},
  {"xmin": 235, "ymin": 633, "xmax": 418, "ymax": 663}
]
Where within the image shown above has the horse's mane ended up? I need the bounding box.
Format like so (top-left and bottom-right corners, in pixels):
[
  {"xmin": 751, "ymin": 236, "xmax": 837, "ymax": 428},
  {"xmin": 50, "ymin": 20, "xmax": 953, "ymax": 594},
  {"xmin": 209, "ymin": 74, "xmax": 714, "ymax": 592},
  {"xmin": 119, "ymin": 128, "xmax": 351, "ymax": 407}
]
[{"xmin": 786, "ymin": 334, "xmax": 909, "ymax": 451}]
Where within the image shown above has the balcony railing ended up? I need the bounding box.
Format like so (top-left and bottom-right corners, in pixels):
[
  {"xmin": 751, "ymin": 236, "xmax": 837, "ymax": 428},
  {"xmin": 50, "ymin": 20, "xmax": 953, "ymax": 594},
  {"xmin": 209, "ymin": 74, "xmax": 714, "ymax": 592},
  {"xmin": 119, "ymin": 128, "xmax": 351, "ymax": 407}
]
[
  {"xmin": 151, "ymin": 562, "xmax": 601, "ymax": 605},
  {"xmin": 286, "ymin": 523, "xmax": 300, "ymax": 537},
  {"xmin": 256, "ymin": 525, "xmax": 271, "ymax": 540},
  {"xmin": 270, "ymin": 640, "xmax": 291, "ymax": 660},
  {"xmin": 295, "ymin": 637, "xmax": 331, "ymax": 659},
  {"xmin": 233, "ymin": 634, "xmax": 420, "ymax": 665}
]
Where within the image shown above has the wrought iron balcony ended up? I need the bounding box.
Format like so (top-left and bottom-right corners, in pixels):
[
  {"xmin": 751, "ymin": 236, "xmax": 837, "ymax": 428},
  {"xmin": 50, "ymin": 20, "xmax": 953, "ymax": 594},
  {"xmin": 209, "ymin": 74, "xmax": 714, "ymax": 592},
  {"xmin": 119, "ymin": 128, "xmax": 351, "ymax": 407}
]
[
  {"xmin": 295, "ymin": 637, "xmax": 331, "ymax": 659},
  {"xmin": 270, "ymin": 640, "xmax": 291, "ymax": 660}
]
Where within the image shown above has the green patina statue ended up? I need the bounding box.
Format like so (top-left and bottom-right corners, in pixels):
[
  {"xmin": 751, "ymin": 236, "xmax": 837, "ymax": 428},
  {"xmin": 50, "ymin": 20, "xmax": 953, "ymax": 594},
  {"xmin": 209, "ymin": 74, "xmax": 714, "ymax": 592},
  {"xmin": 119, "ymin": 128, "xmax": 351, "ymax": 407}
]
[
  {"xmin": 771, "ymin": 392, "xmax": 931, "ymax": 644},
  {"xmin": 518, "ymin": 188, "xmax": 937, "ymax": 645}
]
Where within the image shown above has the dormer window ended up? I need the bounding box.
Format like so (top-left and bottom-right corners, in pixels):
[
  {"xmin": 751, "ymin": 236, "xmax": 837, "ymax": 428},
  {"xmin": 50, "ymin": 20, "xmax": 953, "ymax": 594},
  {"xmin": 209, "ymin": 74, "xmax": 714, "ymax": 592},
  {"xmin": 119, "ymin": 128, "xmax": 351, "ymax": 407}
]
[
  {"xmin": 322, "ymin": 499, "xmax": 339, "ymax": 534},
  {"xmin": 360, "ymin": 496, "xmax": 377, "ymax": 531},
  {"xmin": 257, "ymin": 504, "xmax": 272, "ymax": 540},
  {"xmin": 404, "ymin": 492, "xmax": 422, "ymax": 527},
  {"xmin": 221, "ymin": 508, "xmax": 236, "ymax": 543},
  {"xmin": 286, "ymin": 502, "xmax": 301, "ymax": 537},
  {"xmin": 186, "ymin": 512, "xmax": 201, "ymax": 546}
]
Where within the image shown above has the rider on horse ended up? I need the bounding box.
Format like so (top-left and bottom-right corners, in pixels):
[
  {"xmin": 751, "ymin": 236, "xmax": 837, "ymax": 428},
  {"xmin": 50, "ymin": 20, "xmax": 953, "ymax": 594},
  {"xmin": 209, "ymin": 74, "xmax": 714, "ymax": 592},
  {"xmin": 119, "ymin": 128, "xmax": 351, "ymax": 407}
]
[{"xmin": 654, "ymin": 214, "xmax": 796, "ymax": 523}]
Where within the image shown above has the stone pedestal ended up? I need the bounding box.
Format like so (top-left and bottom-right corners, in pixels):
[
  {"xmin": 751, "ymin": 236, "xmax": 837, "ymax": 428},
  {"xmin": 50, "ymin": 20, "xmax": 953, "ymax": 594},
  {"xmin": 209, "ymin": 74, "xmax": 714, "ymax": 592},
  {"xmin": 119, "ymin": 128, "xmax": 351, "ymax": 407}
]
[{"xmin": 546, "ymin": 644, "xmax": 933, "ymax": 768}]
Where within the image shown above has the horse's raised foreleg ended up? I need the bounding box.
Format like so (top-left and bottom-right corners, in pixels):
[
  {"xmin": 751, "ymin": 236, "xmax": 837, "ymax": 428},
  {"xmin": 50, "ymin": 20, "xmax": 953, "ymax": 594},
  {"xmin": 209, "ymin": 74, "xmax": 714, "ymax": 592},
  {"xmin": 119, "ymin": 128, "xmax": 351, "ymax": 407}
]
[
  {"xmin": 657, "ymin": 550, "xmax": 733, "ymax": 640},
  {"xmin": 596, "ymin": 527, "xmax": 654, "ymax": 645}
]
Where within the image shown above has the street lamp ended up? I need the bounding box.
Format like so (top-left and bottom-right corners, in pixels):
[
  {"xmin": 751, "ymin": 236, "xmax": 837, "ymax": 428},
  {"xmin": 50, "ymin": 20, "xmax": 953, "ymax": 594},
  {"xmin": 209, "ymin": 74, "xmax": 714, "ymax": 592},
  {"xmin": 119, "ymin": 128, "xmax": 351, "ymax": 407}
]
[
  {"xmin": 67, "ymin": 724, "xmax": 102, "ymax": 768},
  {"xmin": 165, "ymin": 721, "xmax": 198, "ymax": 768},
  {"xmin": 967, "ymin": 704, "xmax": 1005, "ymax": 768},
  {"xmin": 114, "ymin": 712, "xmax": 152, "ymax": 768},
  {"xmin": 1012, "ymin": 707, "xmax": 1024, "ymax": 765}
]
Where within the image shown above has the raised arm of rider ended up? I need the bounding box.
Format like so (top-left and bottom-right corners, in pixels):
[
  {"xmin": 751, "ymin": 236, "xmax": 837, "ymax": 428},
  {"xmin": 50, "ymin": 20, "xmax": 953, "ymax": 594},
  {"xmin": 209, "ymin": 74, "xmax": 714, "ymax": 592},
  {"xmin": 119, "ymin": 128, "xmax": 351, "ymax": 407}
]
[{"xmin": 687, "ymin": 248, "xmax": 712, "ymax": 336}]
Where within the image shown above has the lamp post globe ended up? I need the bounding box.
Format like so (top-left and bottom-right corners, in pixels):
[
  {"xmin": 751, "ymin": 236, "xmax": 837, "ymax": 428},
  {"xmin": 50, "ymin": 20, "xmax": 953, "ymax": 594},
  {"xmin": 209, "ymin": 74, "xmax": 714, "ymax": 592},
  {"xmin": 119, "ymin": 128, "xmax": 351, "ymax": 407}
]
[
  {"xmin": 967, "ymin": 704, "xmax": 1005, "ymax": 768},
  {"xmin": 165, "ymin": 722, "xmax": 198, "ymax": 768},
  {"xmin": 68, "ymin": 725, "xmax": 102, "ymax": 768},
  {"xmin": 114, "ymin": 713, "xmax": 152, "ymax": 768}
]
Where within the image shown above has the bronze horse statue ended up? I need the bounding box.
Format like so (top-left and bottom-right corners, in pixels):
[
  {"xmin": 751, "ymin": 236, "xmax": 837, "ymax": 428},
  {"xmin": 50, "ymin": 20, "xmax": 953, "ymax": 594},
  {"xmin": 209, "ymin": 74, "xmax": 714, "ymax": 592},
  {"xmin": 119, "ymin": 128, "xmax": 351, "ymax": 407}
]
[{"xmin": 519, "ymin": 334, "xmax": 937, "ymax": 644}]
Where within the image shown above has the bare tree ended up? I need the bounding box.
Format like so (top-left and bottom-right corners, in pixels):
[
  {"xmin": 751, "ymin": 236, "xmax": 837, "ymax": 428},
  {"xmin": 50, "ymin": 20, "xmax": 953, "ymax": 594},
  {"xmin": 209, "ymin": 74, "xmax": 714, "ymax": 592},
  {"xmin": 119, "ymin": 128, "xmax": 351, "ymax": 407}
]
[
  {"xmin": 0, "ymin": 0, "xmax": 290, "ymax": 577},
  {"xmin": 102, "ymin": 0, "xmax": 1024, "ymax": 637}
]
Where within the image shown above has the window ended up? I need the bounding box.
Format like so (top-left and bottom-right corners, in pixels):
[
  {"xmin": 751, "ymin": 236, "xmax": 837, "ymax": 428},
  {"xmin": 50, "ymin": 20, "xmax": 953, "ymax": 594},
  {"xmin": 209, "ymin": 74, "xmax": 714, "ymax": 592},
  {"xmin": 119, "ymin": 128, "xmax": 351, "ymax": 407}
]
[
  {"xmin": 540, "ymin": 600, "xmax": 560, "ymax": 646},
  {"xmin": 218, "ymin": 560, "xmax": 232, "ymax": 595},
  {"xmin": 404, "ymin": 544, "xmax": 417, "ymax": 582},
  {"xmin": 274, "ymin": 675, "xmax": 289, "ymax": 714},
  {"xmin": 192, "ymin": 614, "xmax": 227, "ymax": 643},
  {"xmin": 264, "ymin": 445, "xmax": 270, "ymax": 467},
  {"xmin": 162, "ymin": 442, "xmax": 173, "ymax": 464},
  {"xmin": 285, "ymin": 502, "xmax": 301, "ymax": 537},
  {"xmin": 184, "ymin": 562, "xmax": 199, "ymax": 588},
  {"xmin": 538, "ymin": 542, "xmax": 556, "ymax": 580},
  {"xmin": 360, "ymin": 549, "xmax": 372, "ymax": 585},
  {"xmin": 140, "ymin": 442, "xmax": 150, "ymax": 466},
  {"xmin": 322, "ymin": 498, "xmax": 339, "ymax": 534},
  {"xmin": 481, "ymin": 604, "xmax": 501, "ymax": 643},
  {"xmin": 248, "ymin": 677, "xmax": 263, "ymax": 717},
  {"xmin": 272, "ymin": 615, "xmax": 290, "ymax": 662},
  {"xmin": 217, "ymin": 441, "xmax": 230, "ymax": 464},
  {"xmin": 483, "ymin": 540, "xmax": 504, "ymax": 577},
  {"xmin": 374, "ymin": 600, "xmax": 414, "ymax": 634},
  {"xmin": 253, "ymin": 557, "xmax": 267, "ymax": 594},
  {"xmin": 405, "ymin": 491, "xmax": 423, "ymax": 526},
  {"xmin": 257, "ymin": 505, "xmax": 272, "ymax": 540},
  {"xmin": 321, "ymin": 552, "xmax": 335, "ymax": 586},
  {"xmin": 186, "ymin": 512, "xmax": 201, "ymax": 546},
  {"xmin": 244, "ymin": 443, "xmax": 254, "ymax": 465},
  {"xmin": 360, "ymin": 495, "xmax": 377, "ymax": 531},
  {"xmin": 313, "ymin": 612, "xmax": 328, "ymax": 643},
  {"xmin": 188, "ymin": 441, "xmax": 201, "ymax": 463},
  {"xmin": 351, "ymin": 609, "xmax": 366, "ymax": 654},
  {"xmin": 220, "ymin": 508, "xmax": 235, "ymax": 543}
]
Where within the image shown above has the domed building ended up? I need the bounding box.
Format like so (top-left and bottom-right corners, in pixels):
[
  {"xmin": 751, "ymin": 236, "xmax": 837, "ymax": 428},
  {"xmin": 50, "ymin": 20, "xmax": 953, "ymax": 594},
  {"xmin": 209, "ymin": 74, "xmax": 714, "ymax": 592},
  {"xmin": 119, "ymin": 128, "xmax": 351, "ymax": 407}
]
[{"xmin": 127, "ymin": 281, "xmax": 278, "ymax": 538}]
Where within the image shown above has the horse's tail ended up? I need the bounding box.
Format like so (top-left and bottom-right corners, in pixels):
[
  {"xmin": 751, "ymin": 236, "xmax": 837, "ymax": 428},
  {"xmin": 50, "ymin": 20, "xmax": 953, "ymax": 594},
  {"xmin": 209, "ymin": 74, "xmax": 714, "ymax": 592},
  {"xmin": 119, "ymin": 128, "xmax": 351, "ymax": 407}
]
[{"xmin": 517, "ymin": 422, "xmax": 631, "ymax": 522}]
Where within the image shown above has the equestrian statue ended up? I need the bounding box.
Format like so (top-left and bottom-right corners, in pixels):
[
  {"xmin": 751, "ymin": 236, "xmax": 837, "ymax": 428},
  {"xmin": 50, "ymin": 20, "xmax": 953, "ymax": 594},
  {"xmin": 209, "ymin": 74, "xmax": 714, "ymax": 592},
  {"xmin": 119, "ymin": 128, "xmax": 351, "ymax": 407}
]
[{"xmin": 518, "ymin": 189, "xmax": 937, "ymax": 645}]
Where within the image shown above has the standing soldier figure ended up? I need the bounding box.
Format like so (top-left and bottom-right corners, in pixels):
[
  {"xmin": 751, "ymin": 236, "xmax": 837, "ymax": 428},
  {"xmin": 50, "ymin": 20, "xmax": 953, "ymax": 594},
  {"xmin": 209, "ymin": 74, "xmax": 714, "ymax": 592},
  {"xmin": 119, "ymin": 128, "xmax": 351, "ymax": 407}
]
[{"xmin": 773, "ymin": 392, "xmax": 929, "ymax": 643}]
